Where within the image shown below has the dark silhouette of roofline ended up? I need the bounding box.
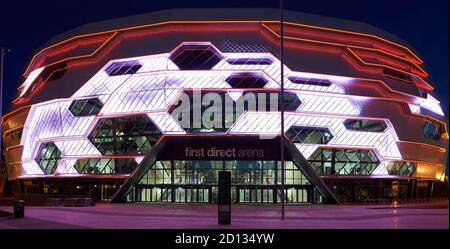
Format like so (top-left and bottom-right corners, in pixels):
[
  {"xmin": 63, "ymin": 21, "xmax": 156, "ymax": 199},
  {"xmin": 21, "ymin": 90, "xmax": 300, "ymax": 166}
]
[{"xmin": 40, "ymin": 8, "xmax": 417, "ymax": 53}]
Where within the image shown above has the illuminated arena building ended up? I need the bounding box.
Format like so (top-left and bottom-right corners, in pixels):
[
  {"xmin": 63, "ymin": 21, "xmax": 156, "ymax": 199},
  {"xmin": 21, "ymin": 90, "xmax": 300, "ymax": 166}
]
[{"xmin": 1, "ymin": 9, "xmax": 448, "ymax": 204}]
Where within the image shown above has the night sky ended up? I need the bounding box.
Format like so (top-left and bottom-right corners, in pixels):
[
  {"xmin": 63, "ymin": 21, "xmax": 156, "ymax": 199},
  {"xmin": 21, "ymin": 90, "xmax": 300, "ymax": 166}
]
[{"xmin": 0, "ymin": 0, "xmax": 448, "ymax": 115}]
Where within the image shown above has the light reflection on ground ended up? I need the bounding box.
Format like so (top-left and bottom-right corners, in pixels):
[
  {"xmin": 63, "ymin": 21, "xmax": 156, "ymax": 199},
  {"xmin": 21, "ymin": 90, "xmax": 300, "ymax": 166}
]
[{"xmin": 0, "ymin": 202, "xmax": 448, "ymax": 229}]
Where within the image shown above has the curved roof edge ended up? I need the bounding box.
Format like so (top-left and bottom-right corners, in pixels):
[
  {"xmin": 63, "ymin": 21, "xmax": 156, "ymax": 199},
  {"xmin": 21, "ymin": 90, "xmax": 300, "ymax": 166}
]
[{"xmin": 39, "ymin": 8, "xmax": 420, "ymax": 55}]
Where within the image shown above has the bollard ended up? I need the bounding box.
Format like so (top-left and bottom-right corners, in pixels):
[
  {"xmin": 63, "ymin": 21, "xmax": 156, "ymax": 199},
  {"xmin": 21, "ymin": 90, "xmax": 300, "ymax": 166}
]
[{"xmin": 14, "ymin": 200, "xmax": 25, "ymax": 218}]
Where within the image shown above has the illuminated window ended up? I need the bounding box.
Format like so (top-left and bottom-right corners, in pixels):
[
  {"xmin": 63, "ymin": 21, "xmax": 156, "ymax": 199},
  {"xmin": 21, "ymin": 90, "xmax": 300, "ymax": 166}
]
[
  {"xmin": 88, "ymin": 115, "xmax": 162, "ymax": 155},
  {"xmin": 226, "ymin": 57, "xmax": 273, "ymax": 65},
  {"xmin": 282, "ymin": 92, "xmax": 302, "ymax": 111},
  {"xmin": 286, "ymin": 126, "xmax": 333, "ymax": 144},
  {"xmin": 343, "ymin": 119, "xmax": 387, "ymax": 132},
  {"xmin": 225, "ymin": 72, "xmax": 268, "ymax": 88},
  {"xmin": 138, "ymin": 160, "xmax": 311, "ymax": 186},
  {"xmin": 35, "ymin": 142, "xmax": 61, "ymax": 175},
  {"xmin": 386, "ymin": 161, "xmax": 416, "ymax": 177},
  {"xmin": 288, "ymin": 77, "xmax": 332, "ymax": 87},
  {"xmin": 139, "ymin": 161, "xmax": 172, "ymax": 184},
  {"xmin": 308, "ymin": 148, "xmax": 380, "ymax": 175},
  {"xmin": 133, "ymin": 160, "xmax": 317, "ymax": 203},
  {"xmin": 106, "ymin": 60, "xmax": 142, "ymax": 76},
  {"xmin": 169, "ymin": 44, "xmax": 223, "ymax": 70},
  {"xmin": 74, "ymin": 158, "xmax": 138, "ymax": 174},
  {"xmin": 68, "ymin": 98, "xmax": 103, "ymax": 116},
  {"xmin": 423, "ymin": 120, "xmax": 443, "ymax": 140},
  {"xmin": 279, "ymin": 161, "xmax": 311, "ymax": 185}
]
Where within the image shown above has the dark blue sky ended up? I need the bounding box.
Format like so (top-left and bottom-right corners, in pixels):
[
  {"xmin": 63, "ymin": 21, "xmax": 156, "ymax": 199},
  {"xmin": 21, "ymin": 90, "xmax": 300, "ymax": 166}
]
[{"xmin": 0, "ymin": 0, "xmax": 448, "ymax": 115}]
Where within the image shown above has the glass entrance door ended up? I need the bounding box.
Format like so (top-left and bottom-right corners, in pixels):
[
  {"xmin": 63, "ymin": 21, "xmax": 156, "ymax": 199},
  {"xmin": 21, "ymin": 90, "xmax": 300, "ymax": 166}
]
[
  {"xmin": 175, "ymin": 187, "xmax": 210, "ymax": 203},
  {"xmin": 137, "ymin": 186, "xmax": 172, "ymax": 202},
  {"xmin": 132, "ymin": 160, "xmax": 319, "ymax": 204},
  {"xmin": 286, "ymin": 187, "xmax": 310, "ymax": 203},
  {"xmin": 238, "ymin": 187, "xmax": 274, "ymax": 203}
]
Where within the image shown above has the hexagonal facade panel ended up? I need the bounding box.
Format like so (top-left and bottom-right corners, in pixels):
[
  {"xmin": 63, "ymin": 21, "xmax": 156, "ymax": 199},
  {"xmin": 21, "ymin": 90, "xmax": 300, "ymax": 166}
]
[
  {"xmin": 169, "ymin": 43, "xmax": 223, "ymax": 70},
  {"xmin": 308, "ymin": 148, "xmax": 380, "ymax": 175},
  {"xmin": 423, "ymin": 119, "xmax": 444, "ymax": 140},
  {"xmin": 68, "ymin": 98, "xmax": 103, "ymax": 117},
  {"xmin": 225, "ymin": 72, "xmax": 268, "ymax": 88},
  {"xmin": 225, "ymin": 57, "xmax": 273, "ymax": 65},
  {"xmin": 288, "ymin": 76, "xmax": 332, "ymax": 87},
  {"xmin": 88, "ymin": 115, "xmax": 162, "ymax": 155},
  {"xmin": 386, "ymin": 161, "xmax": 415, "ymax": 177},
  {"xmin": 105, "ymin": 60, "xmax": 142, "ymax": 76},
  {"xmin": 74, "ymin": 158, "xmax": 138, "ymax": 174},
  {"xmin": 286, "ymin": 126, "xmax": 334, "ymax": 144},
  {"xmin": 35, "ymin": 142, "xmax": 62, "ymax": 175},
  {"xmin": 343, "ymin": 119, "xmax": 387, "ymax": 133},
  {"xmin": 283, "ymin": 92, "xmax": 302, "ymax": 111}
]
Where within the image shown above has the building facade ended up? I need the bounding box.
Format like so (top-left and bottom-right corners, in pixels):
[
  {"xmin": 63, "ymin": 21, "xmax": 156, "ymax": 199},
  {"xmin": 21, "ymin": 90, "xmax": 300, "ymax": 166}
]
[{"xmin": 1, "ymin": 9, "xmax": 448, "ymax": 204}]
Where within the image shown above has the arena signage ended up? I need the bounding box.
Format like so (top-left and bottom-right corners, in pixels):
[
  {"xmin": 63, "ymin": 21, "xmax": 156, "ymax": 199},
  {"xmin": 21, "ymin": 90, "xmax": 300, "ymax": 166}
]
[
  {"xmin": 184, "ymin": 147, "xmax": 264, "ymax": 159},
  {"xmin": 157, "ymin": 135, "xmax": 287, "ymax": 161}
]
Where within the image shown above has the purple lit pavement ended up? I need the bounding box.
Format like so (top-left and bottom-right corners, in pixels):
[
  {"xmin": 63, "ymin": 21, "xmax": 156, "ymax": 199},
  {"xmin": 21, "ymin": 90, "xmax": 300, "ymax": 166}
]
[{"xmin": 0, "ymin": 202, "xmax": 448, "ymax": 229}]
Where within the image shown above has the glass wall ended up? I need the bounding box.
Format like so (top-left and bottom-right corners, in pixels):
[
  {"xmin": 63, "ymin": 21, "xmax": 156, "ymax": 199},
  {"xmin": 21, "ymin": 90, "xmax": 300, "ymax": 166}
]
[
  {"xmin": 132, "ymin": 160, "xmax": 319, "ymax": 204},
  {"xmin": 308, "ymin": 148, "xmax": 380, "ymax": 175},
  {"xmin": 88, "ymin": 115, "xmax": 162, "ymax": 155},
  {"xmin": 324, "ymin": 179, "xmax": 411, "ymax": 203}
]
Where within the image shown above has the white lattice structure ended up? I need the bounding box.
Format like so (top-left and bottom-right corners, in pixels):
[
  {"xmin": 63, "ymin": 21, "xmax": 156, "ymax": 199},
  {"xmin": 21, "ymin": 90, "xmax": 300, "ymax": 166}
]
[{"xmin": 16, "ymin": 42, "xmax": 439, "ymax": 178}]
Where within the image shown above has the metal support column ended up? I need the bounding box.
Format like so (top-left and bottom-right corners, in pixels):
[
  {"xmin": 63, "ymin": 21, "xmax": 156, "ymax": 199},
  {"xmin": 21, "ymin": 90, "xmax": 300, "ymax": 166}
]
[{"xmin": 279, "ymin": 0, "xmax": 286, "ymax": 220}]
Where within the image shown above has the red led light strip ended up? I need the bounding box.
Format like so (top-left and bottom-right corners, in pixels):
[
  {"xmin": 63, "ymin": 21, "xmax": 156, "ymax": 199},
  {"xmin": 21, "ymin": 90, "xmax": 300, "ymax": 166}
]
[
  {"xmin": 261, "ymin": 23, "xmax": 433, "ymax": 91},
  {"xmin": 262, "ymin": 21, "xmax": 423, "ymax": 64}
]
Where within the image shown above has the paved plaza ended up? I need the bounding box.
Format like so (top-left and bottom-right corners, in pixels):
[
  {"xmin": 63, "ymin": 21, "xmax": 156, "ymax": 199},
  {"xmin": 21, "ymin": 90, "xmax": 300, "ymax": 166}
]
[{"xmin": 0, "ymin": 202, "xmax": 448, "ymax": 229}]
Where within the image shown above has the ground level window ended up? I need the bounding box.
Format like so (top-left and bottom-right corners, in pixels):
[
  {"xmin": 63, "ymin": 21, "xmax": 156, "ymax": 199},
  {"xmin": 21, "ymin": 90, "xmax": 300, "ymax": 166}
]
[
  {"xmin": 133, "ymin": 160, "xmax": 319, "ymax": 204},
  {"xmin": 238, "ymin": 188, "xmax": 274, "ymax": 203},
  {"xmin": 138, "ymin": 187, "xmax": 172, "ymax": 202},
  {"xmin": 286, "ymin": 188, "xmax": 310, "ymax": 203}
]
